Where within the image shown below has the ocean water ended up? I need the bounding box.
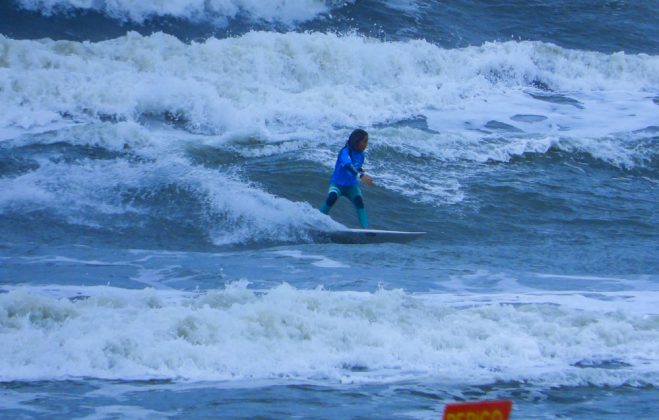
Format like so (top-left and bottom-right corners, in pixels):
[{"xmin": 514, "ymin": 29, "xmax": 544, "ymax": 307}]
[{"xmin": 1, "ymin": 1, "xmax": 658, "ymax": 418}]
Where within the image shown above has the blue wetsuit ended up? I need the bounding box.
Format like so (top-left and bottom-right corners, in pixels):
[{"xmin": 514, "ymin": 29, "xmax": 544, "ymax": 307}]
[
  {"xmin": 331, "ymin": 146, "xmax": 364, "ymax": 186},
  {"xmin": 320, "ymin": 145, "xmax": 368, "ymax": 228}
]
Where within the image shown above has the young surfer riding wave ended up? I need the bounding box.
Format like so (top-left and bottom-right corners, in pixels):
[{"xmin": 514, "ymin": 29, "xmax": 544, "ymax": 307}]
[{"xmin": 320, "ymin": 129, "xmax": 374, "ymax": 228}]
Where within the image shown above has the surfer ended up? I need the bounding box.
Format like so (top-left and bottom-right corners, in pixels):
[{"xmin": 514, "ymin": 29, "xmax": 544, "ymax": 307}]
[{"xmin": 320, "ymin": 129, "xmax": 374, "ymax": 228}]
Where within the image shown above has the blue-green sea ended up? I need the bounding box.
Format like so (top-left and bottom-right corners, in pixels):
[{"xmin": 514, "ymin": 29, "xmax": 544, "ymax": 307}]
[{"xmin": 1, "ymin": 1, "xmax": 658, "ymax": 418}]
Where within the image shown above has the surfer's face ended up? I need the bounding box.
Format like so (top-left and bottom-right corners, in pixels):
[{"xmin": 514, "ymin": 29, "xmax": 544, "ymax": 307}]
[{"xmin": 355, "ymin": 135, "xmax": 368, "ymax": 152}]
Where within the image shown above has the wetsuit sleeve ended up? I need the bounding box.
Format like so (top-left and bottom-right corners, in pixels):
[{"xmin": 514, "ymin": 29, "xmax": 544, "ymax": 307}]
[{"xmin": 338, "ymin": 148, "xmax": 360, "ymax": 176}]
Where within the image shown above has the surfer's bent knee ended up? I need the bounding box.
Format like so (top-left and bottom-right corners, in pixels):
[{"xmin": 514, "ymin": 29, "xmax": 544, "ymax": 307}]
[{"xmin": 326, "ymin": 191, "xmax": 338, "ymax": 207}]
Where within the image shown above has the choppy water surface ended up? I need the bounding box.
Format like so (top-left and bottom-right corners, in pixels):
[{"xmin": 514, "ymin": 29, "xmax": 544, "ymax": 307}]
[{"xmin": 1, "ymin": 1, "xmax": 658, "ymax": 418}]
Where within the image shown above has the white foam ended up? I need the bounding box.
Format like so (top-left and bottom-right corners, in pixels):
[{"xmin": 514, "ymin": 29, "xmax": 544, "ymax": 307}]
[
  {"xmin": 16, "ymin": 0, "xmax": 349, "ymax": 24},
  {"xmin": 1, "ymin": 32, "xmax": 657, "ymax": 210},
  {"xmin": 425, "ymin": 90, "xmax": 658, "ymax": 138},
  {"xmin": 2, "ymin": 33, "xmax": 656, "ymax": 139},
  {"xmin": 0, "ymin": 139, "xmax": 338, "ymax": 243},
  {"xmin": 1, "ymin": 283, "xmax": 659, "ymax": 387}
]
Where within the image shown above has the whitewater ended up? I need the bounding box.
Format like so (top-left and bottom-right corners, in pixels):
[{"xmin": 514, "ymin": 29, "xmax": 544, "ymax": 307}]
[{"xmin": 1, "ymin": 1, "xmax": 658, "ymax": 418}]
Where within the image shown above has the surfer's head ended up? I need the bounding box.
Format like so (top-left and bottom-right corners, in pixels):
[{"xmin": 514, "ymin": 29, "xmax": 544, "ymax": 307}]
[{"xmin": 348, "ymin": 129, "xmax": 368, "ymax": 152}]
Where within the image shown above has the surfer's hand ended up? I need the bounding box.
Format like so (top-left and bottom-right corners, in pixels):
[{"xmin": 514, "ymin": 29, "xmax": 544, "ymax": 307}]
[{"xmin": 361, "ymin": 174, "xmax": 374, "ymax": 186}]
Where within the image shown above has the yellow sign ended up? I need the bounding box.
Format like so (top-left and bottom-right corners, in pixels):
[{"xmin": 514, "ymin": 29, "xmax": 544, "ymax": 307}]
[{"xmin": 443, "ymin": 400, "xmax": 512, "ymax": 420}]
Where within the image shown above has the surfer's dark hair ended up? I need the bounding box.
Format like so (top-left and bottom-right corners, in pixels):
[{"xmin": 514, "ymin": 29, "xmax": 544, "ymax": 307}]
[{"xmin": 347, "ymin": 129, "xmax": 368, "ymax": 149}]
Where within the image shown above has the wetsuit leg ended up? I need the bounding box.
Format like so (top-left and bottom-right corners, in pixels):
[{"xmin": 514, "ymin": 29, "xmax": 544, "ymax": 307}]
[
  {"xmin": 347, "ymin": 186, "xmax": 368, "ymax": 228},
  {"xmin": 320, "ymin": 185, "xmax": 342, "ymax": 214}
]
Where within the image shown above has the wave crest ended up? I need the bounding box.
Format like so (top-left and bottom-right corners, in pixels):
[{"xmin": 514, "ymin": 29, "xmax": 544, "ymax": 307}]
[
  {"xmin": 2, "ymin": 284, "xmax": 659, "ymax": 386},
  {"xmin": 15, "ymin": 0, "xmax": 351, "ymax": 24}
]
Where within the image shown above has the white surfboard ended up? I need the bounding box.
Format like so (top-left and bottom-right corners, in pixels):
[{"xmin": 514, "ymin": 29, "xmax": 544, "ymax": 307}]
[{"xmin": 325, "ymin": 228, "xmax": 426, "ymax": 244}]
